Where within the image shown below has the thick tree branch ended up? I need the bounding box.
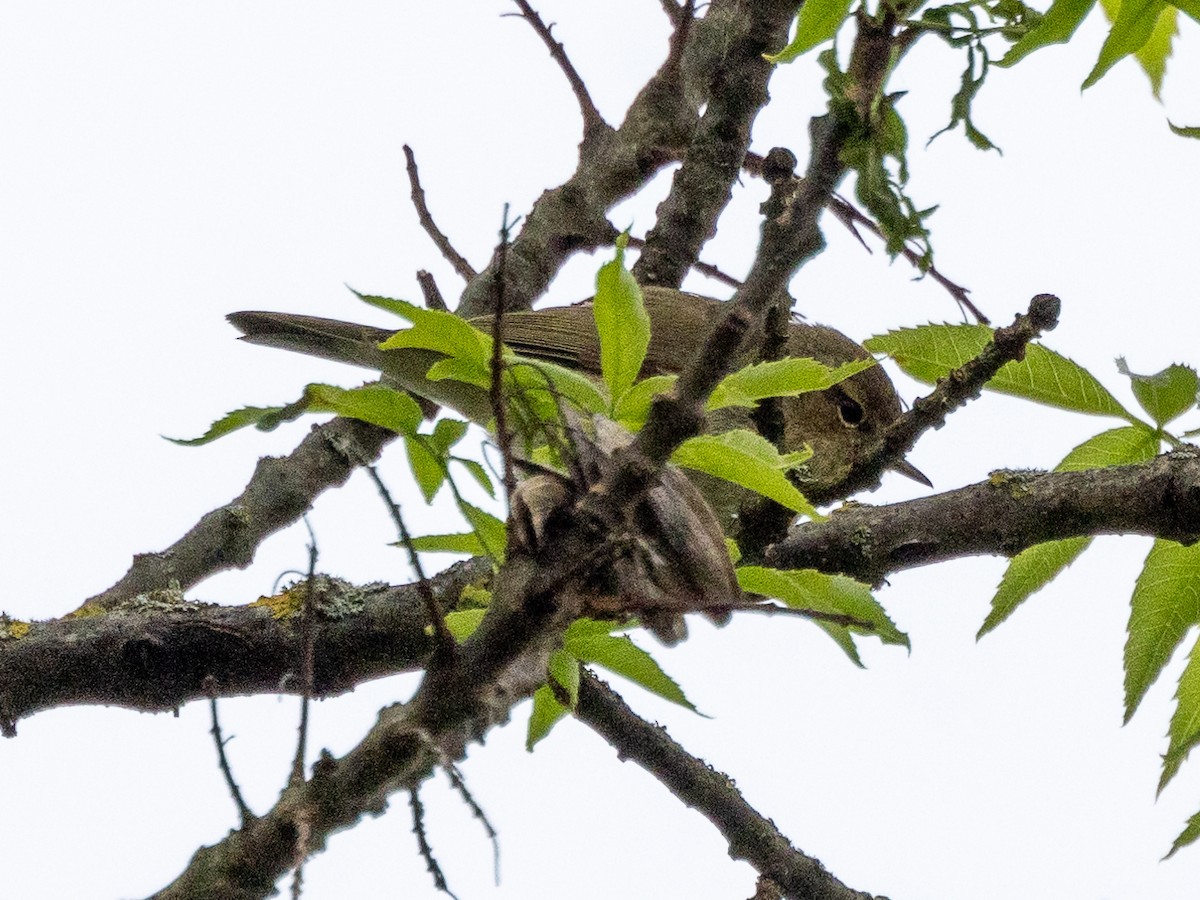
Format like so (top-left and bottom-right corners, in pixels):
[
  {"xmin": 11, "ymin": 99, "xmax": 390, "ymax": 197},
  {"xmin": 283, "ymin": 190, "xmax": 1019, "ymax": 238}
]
[
  {"xmin": 459, "ymin": 0, "xmax": 779, "ymax": 316},
  {"xmin": 81, "ymin": 418, "xmax": 395, "ymax": 613},
  {"xmin": 632, "ymin": 0, "xmax": 799, "ymax": 289},
  {"xmin": 576, "ymin": 673, "xmax": 884, "ymax": 900},
  {"xmin": 0, "ymin": 563, "xmax": 487, "ymax": 734},
  {"xmin": 767, "ymin": 449, "xmax": 1200, "ymax": 584}
]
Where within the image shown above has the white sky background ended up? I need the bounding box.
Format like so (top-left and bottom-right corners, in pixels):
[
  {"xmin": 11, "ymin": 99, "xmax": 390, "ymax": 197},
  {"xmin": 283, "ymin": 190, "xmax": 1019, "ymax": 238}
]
[{"xmin": 2, "ymin": 2, "xmax": 1199, "ymax": 898}]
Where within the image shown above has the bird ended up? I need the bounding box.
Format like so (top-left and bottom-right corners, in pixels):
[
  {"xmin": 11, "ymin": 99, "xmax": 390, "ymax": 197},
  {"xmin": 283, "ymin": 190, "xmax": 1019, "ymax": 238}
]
[
  {"xmin": 228, "ymin": 285, "xmax": 927, "ymax": 644},
  {"xmin": 228, "ymin": 286, "xmax": 928, "ymax": 499}
]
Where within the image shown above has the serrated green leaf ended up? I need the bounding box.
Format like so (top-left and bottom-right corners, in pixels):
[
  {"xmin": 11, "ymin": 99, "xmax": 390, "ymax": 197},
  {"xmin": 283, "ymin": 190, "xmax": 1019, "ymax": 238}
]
[
  {"xmin": 430, "ymin": 417, "xmax": 470, "ymax": 454},
  {"xmin": 1130, "ymin": 2, "xmax": 1178, "ymax": 96},
  {"xmin": 1116, "ymin": 359, "xmax": 1199, "ymax": 426},
  {"xmin": 460, "ymin": 501, "xmax": 506, "ymax": 564},
  {"xmin": 765, "ymin": 0, "xmax": 854, "ymax": 63},
  {"xmin": 980, "ymin": 537, "xmax": 1094, "ymax": 637},
  {"xmin": 866, "ymin": 324, "xmax": 1133, "ymax": 419},
  {"xmin": 377, "ymin": 302, "xmax": 493, "ymax": 369},
  {"xmin": 737, "ymin": 566, "xmax": 908, "ymax": 648},
  {"xmin": 995, "ymin": 0, "xmax": 1098, "ymax": 67},
  {"xmin": 613, "ymin": 374, "xmax": 677, "ymax": 431},
  {"xmin": 568, "ymin": 634, "xmax": 696, "ymax": 711},
  {"xmin": 673, "ymin": 430, "xmax": 821, "ymax": 519},
  {"xmin": 408, "ymin": 532, "xmax": 485, "ymax": 556},
  {"xmin": 593, "ymin": 237, "xmax": 650, "ymax": 405},
  {"xmin": 445, "ymin": 607, "xmax": 487, "ymax": 641},
  {"xmin": 306, "ymin": 383, "xmax": 424, "ymax": 434},
  {"xmin": 548, "ymin": 648, "xmax": 581, "ymax": 708},
  {"xmin": 1159, "ymin": 632, "xmax": 1200, "ymax": 792},
  {"xmin": 404, "ymin": 435, "xmax": 446, "ymax": 503},
  {"xmin": 1124, "ymin": 539, "xmax": 1200, "ymax": 721},
  {"xmin": 526, "ymin": 684, "xmax": 570, "ymax": 750},
  {"xmin": 1056, "ymin": 423, "xmax": 1161, "ymax": 471},
  {"xmin": 355, "ymin": 291, "xmax": 423, "ymax": 320},
  {"xmin": 508, "ymin": 356, "xmax": 609, "ymax": 417},
  {"xmin": 1083, "ymin": 0, "xmax": 1166, "ymax": 89},
  {"xmin": 168, "ymin": 405, "xmax": 288, "ymax": 446},
  {"xmin": 980, "ymin": 425, "xmax": 1159, "ymax": 636},
  {"xmin": 1169, "ymin": 121, "xmax": 1200, "ymax": 138},
  {"xmin": 453, "ymin": 457, "xmax": 496, "ymax": 499},
  {"xmin": 708, "ymin": 357, "xmax": 876, "ymax": 411}
]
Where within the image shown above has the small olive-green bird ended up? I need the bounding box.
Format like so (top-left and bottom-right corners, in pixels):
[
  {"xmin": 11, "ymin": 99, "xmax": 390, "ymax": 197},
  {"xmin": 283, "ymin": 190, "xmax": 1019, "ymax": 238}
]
[{"xmin": 228, "ymin": 286, "xmax": 928, "ymax": 495}]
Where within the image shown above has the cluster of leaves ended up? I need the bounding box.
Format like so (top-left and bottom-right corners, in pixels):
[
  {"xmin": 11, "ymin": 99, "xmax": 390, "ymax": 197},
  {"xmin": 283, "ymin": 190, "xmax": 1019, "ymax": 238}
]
[
  {"xmin": 868, "ymin": 322, "xmax": 1200, "ymax": 854},
  {"xmin": 766, "ymin": 0, "xmax": 1197, "ymax": 273}
]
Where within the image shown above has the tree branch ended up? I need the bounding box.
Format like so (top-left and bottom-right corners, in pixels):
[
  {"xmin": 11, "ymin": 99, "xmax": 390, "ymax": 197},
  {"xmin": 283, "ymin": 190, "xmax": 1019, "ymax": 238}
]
[
  {"xmin": 80, "ymin": 418, "xmax": 395, "ymax": 613},
  {"xmin": 576, "ymin": 672, "xmax": 885, "ymax": 900},
  {"xmin": 767, "ymin": 449, "xmax": 1200, "ymax": 584}
]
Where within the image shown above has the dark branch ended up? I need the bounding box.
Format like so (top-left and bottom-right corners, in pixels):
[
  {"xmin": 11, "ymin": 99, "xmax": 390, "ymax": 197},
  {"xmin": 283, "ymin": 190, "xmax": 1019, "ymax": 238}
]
[
  {"xmin": 804, "ymin": 294, "xmax": 1060, "ymax": 506},
  {"xmin": 509, "ymin": 0, "xmax": 603, "ymax": 132},
  {"xmin": 576, "ymin": 672, "xmax": 884, "ymax": 900},
  {"xmin": 632, "ymin": 0, "xmax": 796, "ymax": 289},
  {"xmin": 767, "ymin": 449, "xmax": 1200, "ymax": 584},
  {"xmin": 403, "ymin": 144, "xmax": 477, "ymax": 282},
  {"xmin": 80, "ymin": 417, "xmax": 395, "ymax": 613}
]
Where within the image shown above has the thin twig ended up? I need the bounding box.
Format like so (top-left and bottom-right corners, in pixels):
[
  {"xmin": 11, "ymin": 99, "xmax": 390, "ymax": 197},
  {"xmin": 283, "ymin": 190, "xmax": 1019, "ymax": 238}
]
[
  {"xmin": 657, "ymin": 0, "xmax": 684, "ymax": 28},
  {"xmin": 410, "ymin": 787, "xmax": 461, "ymax": 900},
  {"xmin": 664, "ymin": 0, "xmax": 696, "ymax": 69},
  {"xmin": 742, "ymin": 149, "xmax": 988, "ymax": 324},
  {"xmin": 403, "ymin": 144, "xmax": 477, "ymax": 282},
  {"xmin": 491, "ymin": 206, "xmax": 518, "ymax": 501},
  {"xmin": 443, "ymin": 762, "xmax": 501, "ymax": 885},
  {"xmin": 417, "ymin": 269, "xmax": 448, "ymax": 311},
  {"xmin": 366, "ymin": 466, "xmax": 457, "ymax": 657},
  {"xmin": 204, "ymin": 680, "xmax": 255, "ymax": 827},
  {"xmin": 509, "ymin": 0, "xmax": 603, "ymax": 131},
  {"xmin": 625, "ymin": 234, "xmax": 742, "ymax": 289},
  {"xmin": 290, "ymin": 517, "xmax": 320, "ymax": 786}
]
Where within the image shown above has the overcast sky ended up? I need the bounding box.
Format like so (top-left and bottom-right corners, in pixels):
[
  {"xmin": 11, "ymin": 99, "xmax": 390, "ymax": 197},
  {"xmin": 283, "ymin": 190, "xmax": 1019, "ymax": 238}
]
[{"xmin": 3, "ymin": 3, "xmax": 1200, "ymax": 899}]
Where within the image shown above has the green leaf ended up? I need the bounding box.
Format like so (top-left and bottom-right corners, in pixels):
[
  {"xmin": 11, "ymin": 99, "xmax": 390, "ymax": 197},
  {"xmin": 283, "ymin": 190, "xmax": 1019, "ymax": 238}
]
[
  {"xmin": 460, "ymin": 501, "xmax": 507, "ymax": 564},
  {"xmin": 980, "ymin": 537, "xmax": 1094, "ymax": 637},
  {"xmin": 565, "ymin": 617, "xmax": 629, "ymax": 641},
  {"xmin": 567, "ymin": 634, "xmax": 696, "ymax": 711},
  {"xmin": 613, "ymin": 374, "xmax": 677, "ymax": 431},
  {"xmin": 508, "ymin": 356, "xmax": 609, "ymax": 417},
  {"xmin": 765, "ymin": 0, "xmax": 854, "ymax": 63},
  {"xmin": 444, "ymin": 608, "xmax": 487, "ymax": 642},
  {"xmin": 404, "ymin": 436, "xmax": 446, "ymax": 503},
  {"xmin": 168, "ymin": 405, "xmax": 288, "ymax": 446},
  {"xmin": 708, "ymin": 357, "xmax": 876, "ymax": 411},
  {"xmin": 995, "ymin": 0, "xmax": 1098, "ymax": 67},
  {"xmin": 1159, "ymin": 631, "xmax": 1200, "ymax": 793},
  {"xmin": 979, "ymin": 425, "xmax": 1159, "ymax": 636},
  {"xmin": 1082, "ymin": 0, "xmax": 1166, "ymax": 89},
  {"xmin": 376, "ymin": 301, "xmax": 492, "ymax": 375},
  {"xmin": 547, "ymin": 648, "xmax": 581, "ymax": 708},
  {"xmin": 453, "ymin": 457, "xmax": 496, "ymax": 499},
  {"xmin": 673, "ymin": 430, "xmax": 822, "ymax": 519},
  {"xmin": 593, "ymin": 237, "xmax": 651, "ymax": 405},
  {"xmin": 408, "ymin": 532, "xmax": 485, "ymax": 555},
  {"xmin": 866, "ymin": 324, "xmax": 1133, "ymax": 419},
  {"xmin": 306, "ymin": 383, "xmax": 424, "ymax": 434},
  {"xmin": 1169, "ymin": 121, "xmax": 1200, "ymax": 138},
  {"xmin": 1116, "ymin": 359, "xmax": 1199, "ymax": 426},
  {"xmin": 1124, "ymin": 539, "xmax": 1200, "ymax": 721},
  {"xmin": 526, "ymin": 684, "xmax": 571, "ymax": 750},
  {"xmin": 1056, "ymin": 423, "xmax": 1161, "ymax": 471},
  {"xmin": 1167, "ymin": 808, "xmax": 1200, "ymax": 859},
  {"xmin": 430, "ymin": 417, "xmax": 470, "ymax": 454},
  {"xmin": 1129, "ymin": 2, "xmax": 1178, "ymax": 96},
  {"xmin": 736, "ymin": 566, "xmax": 909, "ymax": 649}
]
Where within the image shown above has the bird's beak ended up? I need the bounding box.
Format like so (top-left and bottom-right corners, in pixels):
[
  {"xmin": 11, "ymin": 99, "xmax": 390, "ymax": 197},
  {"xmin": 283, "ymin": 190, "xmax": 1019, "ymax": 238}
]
[{"xmin": 891, "ymin": 458, "xmax": 933, "ymax": 488}]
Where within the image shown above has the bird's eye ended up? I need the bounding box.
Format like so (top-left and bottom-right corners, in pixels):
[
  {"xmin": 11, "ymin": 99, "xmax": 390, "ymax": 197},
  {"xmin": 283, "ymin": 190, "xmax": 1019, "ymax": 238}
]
[{"xmin": 836, "ymin": 395, "xmax": 864, "ymax": 426}]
